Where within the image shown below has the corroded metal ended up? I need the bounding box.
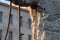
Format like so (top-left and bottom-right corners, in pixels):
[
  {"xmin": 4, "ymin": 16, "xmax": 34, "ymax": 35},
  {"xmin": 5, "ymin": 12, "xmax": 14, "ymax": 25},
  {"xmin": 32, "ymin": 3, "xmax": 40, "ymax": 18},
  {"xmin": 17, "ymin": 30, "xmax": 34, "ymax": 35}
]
[
  {"xmin": 4, "ymin": 2, "xmax": 12, "ymax": 40},
  {"xmin": 18, "ymin": 5, "xmax": 21, "ymax": 40},
  {"xmin": 29, "ymin": 7, "xmax": 41, "ymax": 40},
  {"xmin": 5, "ymin": 0, "xmax": 45, "ymax": 40},
  {"xmin": 7, "ymin": 0, "xmax": 45, "ymax": 10},
  {"xmin": 8, "ymin": 0, "xmax": 37, "ymax": 5}
]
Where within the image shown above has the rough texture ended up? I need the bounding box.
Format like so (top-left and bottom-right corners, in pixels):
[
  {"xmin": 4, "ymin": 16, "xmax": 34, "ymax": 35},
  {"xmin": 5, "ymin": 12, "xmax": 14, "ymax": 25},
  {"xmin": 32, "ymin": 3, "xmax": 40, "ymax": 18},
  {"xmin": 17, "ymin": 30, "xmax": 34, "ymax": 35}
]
[{"xmin": 39, "ymin": 0, "xmax": 60, "ymax": 40}]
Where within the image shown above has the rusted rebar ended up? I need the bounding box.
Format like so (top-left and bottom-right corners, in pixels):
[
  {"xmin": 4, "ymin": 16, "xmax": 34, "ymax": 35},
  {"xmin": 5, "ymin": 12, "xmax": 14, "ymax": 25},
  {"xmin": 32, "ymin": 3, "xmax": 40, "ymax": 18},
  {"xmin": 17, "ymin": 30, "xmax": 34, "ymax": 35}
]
[
  {"xmin": 4, "ymin": 2, "xmax": 12, "ymax": 40},
  {"xmin": 29, "ymin": 7, "xmax": 35, "ymax": 40},
  {"xmin": 18, "ymin": 5, "xmax": 21, "ymax": 40}
]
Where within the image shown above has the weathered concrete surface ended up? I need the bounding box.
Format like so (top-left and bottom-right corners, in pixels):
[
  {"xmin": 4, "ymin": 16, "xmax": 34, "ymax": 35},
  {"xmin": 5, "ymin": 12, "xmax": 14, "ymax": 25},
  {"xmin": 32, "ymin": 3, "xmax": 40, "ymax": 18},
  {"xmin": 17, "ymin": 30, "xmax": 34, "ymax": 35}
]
[{"xmin": 39, "ymin": 0, "xmax": 60, "ymax": 40}]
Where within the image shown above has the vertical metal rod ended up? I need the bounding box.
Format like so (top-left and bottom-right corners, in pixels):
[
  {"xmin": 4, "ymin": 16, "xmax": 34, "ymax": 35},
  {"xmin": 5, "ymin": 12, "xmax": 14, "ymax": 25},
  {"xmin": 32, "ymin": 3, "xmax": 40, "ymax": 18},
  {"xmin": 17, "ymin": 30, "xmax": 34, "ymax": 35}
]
[
  {"xmin": 18, "ymin": 5, "xmax": 21, "ymax": 40},
  {"xmin": 4, "ymin": 2, "xmax": 12, "ymax": 40},
  {"xmin": 31, "ymin": 9, "xmax": 34, "ymax": 40},
  {"xmin": 29, "ymin": 7, "xmax": 35, "ymax": 40}
]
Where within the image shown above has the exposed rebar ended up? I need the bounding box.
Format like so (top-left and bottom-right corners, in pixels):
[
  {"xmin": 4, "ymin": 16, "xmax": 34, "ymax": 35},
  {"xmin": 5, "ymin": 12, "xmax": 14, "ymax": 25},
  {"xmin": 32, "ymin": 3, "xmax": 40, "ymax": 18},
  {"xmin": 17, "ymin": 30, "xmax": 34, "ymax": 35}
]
[
  {"xmin": 18, "ymin": 5, "xmax": 21, "ymax": 40},
  {"xmin": 4, "ymin": 2, "xmax": 12, "ymax": 40}
]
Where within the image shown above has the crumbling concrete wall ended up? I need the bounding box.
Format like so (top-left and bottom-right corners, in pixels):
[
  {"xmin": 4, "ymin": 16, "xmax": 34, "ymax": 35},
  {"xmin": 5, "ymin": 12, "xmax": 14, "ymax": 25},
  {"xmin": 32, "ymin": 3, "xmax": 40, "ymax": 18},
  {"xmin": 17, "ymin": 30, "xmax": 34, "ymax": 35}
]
[{"xmin": 39, "ymin": 0, "xmax": 60, "ymax": 40}]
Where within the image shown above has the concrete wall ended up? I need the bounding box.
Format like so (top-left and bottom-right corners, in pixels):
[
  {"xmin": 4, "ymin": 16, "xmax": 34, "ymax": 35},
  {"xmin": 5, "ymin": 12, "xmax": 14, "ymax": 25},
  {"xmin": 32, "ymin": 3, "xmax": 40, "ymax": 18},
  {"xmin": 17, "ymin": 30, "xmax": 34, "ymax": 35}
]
[
  {"xmin": 39, "ymin": 0, "xmax": 60, "ymax": 40},
  {"xmin": 0, "ymin": 4, "xmax": 32, "ymax": 40}
]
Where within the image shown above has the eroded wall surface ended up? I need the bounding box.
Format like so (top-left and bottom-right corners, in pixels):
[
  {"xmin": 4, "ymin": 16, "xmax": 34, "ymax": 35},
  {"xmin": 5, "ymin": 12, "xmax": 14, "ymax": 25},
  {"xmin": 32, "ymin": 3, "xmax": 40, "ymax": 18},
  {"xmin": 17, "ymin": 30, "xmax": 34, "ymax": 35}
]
[{"xmin": 39, "ymin": 0, "xmax": 60, "ymax": 40}]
